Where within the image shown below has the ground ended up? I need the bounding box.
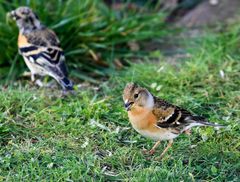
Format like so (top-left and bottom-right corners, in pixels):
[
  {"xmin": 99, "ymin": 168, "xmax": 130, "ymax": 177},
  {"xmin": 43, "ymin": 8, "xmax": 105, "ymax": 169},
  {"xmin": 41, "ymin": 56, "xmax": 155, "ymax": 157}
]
[{"xmin": 0, "ymin": 22, "xmax": 240, "ymax": 182}]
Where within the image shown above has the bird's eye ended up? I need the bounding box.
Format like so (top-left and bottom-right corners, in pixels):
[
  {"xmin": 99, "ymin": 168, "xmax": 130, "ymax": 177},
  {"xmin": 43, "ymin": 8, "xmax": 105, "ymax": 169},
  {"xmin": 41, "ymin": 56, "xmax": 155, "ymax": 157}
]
[{"xmin": 134, "ymin": 93, "xmax": 139, "ymax": 99}]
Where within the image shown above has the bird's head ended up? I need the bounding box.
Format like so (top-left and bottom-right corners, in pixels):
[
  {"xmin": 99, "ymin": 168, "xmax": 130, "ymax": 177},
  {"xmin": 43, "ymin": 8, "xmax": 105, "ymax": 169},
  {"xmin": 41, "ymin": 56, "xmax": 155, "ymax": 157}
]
[
  {"xmin": 123, "ymin": 83, "xmax": 154, "ymax": 111},
  {"xmin": 7, "ymin": 7, "xmax": 41, "ymax": 32}
]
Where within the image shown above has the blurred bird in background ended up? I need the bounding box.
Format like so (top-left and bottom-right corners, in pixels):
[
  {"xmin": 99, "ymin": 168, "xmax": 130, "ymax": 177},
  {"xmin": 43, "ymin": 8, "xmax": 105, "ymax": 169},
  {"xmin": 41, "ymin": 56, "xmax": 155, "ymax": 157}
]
[{"xmin": 7, "ymin": 7, "xmax": 74, "ymax": 91}]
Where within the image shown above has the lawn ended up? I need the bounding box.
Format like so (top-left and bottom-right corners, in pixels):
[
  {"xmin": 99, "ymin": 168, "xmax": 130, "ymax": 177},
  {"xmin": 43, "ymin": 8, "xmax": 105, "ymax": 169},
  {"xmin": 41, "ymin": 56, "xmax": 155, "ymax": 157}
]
[{"xmin": 0, "ymin": 21, "xmax": 239, "ymax": 181}]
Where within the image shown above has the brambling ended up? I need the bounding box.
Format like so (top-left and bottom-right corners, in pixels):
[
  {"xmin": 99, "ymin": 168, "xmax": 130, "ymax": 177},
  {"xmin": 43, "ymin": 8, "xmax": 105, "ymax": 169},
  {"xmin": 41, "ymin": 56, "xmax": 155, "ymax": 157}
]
[
  {"xmin": 7, "ymin": 7, "xmax": 73, "ymax": 91},
  {"xmin": 123, "ymin": 83, "xmax": 224, "ymax": 158}
]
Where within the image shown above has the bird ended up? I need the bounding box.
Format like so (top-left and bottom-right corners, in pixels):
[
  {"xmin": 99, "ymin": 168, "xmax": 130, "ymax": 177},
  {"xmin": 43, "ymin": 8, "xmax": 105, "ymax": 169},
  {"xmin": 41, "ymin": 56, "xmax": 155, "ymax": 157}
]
[
  {"xmin": 123, "ymin": 83, "xmax": 224, "ymax": 159},
  {"xmin": 7, "ymin": 6, "xmax": 74, "ymax": 91}
]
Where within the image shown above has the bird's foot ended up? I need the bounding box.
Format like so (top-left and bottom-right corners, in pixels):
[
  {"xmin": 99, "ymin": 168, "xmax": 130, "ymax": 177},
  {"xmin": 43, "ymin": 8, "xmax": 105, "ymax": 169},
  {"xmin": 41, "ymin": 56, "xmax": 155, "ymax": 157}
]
[
  {"xmin": 149, "ymin": 149, "xmax": 156, "ymax": 155},
  {"xmin": 142, "ymin": 141, "xmax": 161, "ymax": 156},
  {"xmin": 157, "ymin": 151, "xmax": 171, "ymax": 160},
  {"xmin": 159, "ymin": 152, "xmax": 165, "ymax": 160},
  {"xmin": 157, "ymin": 140, "xmax": 173, "ymax": 160},
  {"xmin": 142, "ymin": 148, "xmax": 155, "ymax": 155}
]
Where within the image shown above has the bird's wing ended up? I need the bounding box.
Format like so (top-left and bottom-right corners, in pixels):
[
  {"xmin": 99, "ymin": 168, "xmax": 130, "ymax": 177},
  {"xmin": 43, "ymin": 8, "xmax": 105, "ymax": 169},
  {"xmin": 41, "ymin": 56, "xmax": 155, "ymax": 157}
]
[
  {"xmin": 18, "ymin": 28, "xmax": 68, "ymax": 78},
  {"xmin": 25, "ymin": 28, "xmax": 61, "ymax": 47},
  {"xmin": 152, "ymin": 96, "xmax": 206, "ymax": 130}
]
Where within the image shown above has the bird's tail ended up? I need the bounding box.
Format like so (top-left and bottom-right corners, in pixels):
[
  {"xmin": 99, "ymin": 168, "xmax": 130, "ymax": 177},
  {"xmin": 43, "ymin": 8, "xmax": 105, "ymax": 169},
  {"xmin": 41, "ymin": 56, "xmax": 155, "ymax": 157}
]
[
  {"xmin": 198, "ymin": 121, "xmax": 225, "ymax": 128},
  {"xmin": 189, "ymin": 116, "xmax": 225, "ymax": 128},
  {"xmin": 59, "ymin": 77, "xmax": 74, "ymax": 91},
  {"xmin": 182, "ymin": 116, "xmax": 225, "ymax": 133}
]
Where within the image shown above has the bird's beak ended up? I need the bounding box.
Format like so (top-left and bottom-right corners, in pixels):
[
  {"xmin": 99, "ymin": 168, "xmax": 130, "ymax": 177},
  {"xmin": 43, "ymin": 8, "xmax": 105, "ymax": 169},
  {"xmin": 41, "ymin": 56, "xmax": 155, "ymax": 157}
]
[
  {"xmin": 7, "ymin": 11, "xmax": 17, "ymax": 21},
  {"xmin": 124, "ymin": 100, "xmax": 134, "ymax": 111}
]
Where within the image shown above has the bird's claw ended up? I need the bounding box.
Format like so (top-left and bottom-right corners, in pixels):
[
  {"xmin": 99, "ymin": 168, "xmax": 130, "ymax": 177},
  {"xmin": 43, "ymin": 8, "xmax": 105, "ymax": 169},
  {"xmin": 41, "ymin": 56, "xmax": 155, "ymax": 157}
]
[
  {"xmin": 149, "ymin": 149, "xmax": 155, "ymax": 155},
  {"xmin": 142, "ymin": 148, "xmax": 155, "ymax": 155}
]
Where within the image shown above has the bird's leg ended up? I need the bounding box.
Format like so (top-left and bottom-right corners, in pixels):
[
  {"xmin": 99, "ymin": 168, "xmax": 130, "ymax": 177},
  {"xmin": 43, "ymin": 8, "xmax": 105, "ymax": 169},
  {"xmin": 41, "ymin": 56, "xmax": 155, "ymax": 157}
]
[
  {"xmin": 35, "ymin": 79, "xmax": 44, "ymax": 87},
  {"xmin": 31, "ymin": 74, "xmax": 46, "ymax": 87},
  {"xmin": 143, "ymin": 141, "xmax": 161, "ymax": 155},
  {"xmin": 32, "ymin": 74, "xmax": 45, "ymax": 87},
  {"xmin": 31, "ymin": 73, "xmax": 35, "ymax": 82},
  {"xmin": 149, "ymin": 141, "xmax": 161, "ymax": 155},
  {"xmin": 159, "ymin": 139, "xmax": 173, "ymax": 159}
]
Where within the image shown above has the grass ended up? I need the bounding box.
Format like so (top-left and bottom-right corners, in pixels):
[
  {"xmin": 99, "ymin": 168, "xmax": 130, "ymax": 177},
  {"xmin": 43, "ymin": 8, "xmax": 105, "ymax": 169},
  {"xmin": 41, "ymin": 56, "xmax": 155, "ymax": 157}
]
[
  {"xmin": 0, "ymin": 0, "xmax": 167, "ymax": 83},
  {"xmin": 0, "ymin": 22, "xmax": 240, "ymax": 181}
]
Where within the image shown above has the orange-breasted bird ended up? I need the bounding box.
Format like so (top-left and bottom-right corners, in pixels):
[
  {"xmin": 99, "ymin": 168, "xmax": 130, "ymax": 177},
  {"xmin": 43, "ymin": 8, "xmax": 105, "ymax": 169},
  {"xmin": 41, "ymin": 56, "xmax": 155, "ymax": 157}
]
[
  {"xmin": 123, "ymin": 83, "xmax": 224, "ymax": 158},
  {"xmin": 7, "ymin": 7, "xmax": 73, "ymax": 91}
]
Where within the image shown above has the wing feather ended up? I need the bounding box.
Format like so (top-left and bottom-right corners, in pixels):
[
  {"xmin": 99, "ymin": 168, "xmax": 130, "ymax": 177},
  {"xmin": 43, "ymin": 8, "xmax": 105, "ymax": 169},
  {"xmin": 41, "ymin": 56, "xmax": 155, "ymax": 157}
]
[
  {"xmin": 152, "ymin": 96, "xmax": 205, "ymax": 130},
  {"xmin": 18, "ymin": 27, "xmax": 68, "ymax": 78}
]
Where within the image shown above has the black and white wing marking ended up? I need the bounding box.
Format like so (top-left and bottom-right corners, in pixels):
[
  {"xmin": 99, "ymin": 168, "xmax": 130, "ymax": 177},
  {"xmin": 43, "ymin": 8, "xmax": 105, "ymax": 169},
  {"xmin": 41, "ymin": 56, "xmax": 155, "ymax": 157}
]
[{"xmin": 19, "ymin": 27, "xmax": 69, "ymax": 78}]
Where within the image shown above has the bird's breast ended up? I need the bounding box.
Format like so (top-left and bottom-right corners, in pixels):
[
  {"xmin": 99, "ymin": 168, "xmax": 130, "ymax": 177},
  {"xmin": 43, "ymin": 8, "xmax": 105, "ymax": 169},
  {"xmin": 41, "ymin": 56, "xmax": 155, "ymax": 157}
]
[
  {"xmin": 18, "ymin": 33, "xmax": 30, "ymax": 47},
  {"xmin": 128, "ymin": 106, "xmax": 179, "ymax": 141},
  {"xmin": 128, "ymin": 106, "xmax": 156, "ymax": 130}
]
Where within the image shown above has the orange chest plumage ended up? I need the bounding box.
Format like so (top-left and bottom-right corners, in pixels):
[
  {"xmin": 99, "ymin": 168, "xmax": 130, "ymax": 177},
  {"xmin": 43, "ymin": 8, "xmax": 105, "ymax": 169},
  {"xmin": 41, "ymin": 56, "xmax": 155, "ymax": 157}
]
[
  {"xmin": 128, "ymin": 106, "xmax": 157, "ymax": 130},
  {"xmin": 18, "ymin": 33, "xmax": 29, "ymax": 47}
]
